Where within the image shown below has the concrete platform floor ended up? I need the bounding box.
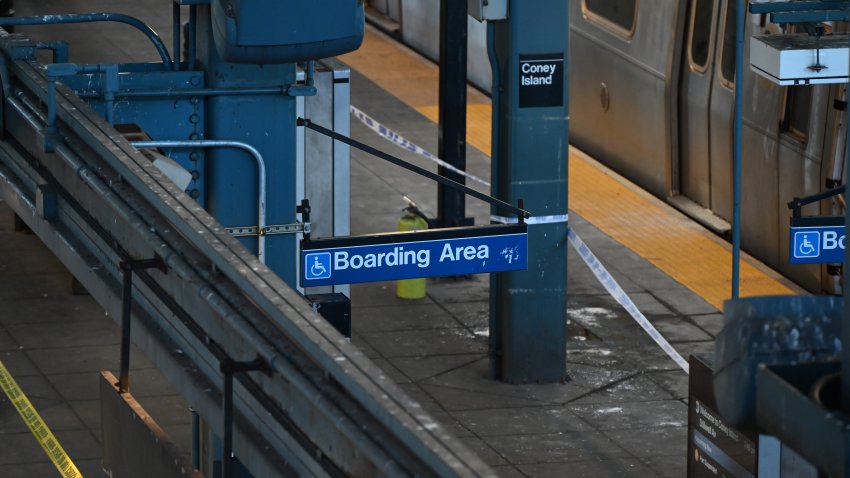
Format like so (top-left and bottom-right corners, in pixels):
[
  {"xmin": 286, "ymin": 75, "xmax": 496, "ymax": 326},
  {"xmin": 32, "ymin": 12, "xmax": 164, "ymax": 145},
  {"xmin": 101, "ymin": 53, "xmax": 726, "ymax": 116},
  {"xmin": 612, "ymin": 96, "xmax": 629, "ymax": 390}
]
[{"xmin": 0, "ymin": 3, "xmax": 748, "ymax": 477}]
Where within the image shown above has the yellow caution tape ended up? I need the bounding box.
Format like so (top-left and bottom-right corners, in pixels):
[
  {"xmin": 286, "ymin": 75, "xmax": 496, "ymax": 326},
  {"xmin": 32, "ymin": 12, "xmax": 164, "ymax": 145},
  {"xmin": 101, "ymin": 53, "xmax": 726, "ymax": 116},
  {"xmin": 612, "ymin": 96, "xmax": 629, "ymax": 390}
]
[{"xmin": 0, "ymin": 357, "xmax": 83, "ymax": 478}]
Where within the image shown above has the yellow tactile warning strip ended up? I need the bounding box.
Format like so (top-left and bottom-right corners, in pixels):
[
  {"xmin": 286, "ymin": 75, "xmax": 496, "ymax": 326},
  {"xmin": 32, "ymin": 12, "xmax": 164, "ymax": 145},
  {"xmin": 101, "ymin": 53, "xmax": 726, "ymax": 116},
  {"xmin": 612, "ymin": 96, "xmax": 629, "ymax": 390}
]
[
  {"xmin": 341, "ymin": 24, "xmax": 797, "ymax": 310},
  {"xmin": 569, "ymin": 149, "xmax": 796, "ymax": 307}
]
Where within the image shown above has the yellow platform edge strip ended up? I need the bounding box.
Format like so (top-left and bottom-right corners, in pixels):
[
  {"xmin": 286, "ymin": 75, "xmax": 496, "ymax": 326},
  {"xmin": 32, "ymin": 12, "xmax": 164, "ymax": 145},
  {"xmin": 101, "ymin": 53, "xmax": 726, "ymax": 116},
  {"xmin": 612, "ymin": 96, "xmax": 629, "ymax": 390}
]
[
  {"xmin": 342, "ymin": 25, "xmax": 797, "ymax": 311},
  {"xmin": 0, "ymin": 358, "xmax": 83, "ymax": 478}
]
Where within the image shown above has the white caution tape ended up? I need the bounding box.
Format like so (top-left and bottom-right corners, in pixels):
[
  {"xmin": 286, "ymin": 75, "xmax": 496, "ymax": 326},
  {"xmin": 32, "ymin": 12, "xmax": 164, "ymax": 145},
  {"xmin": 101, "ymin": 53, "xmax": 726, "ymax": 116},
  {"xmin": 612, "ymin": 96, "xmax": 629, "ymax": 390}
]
[
  {"xmin": 349, "ymin": 105, "xmax": 492, "ymax": 187},
  {"xmin": 491, "ymin": 214, "xmax": 568, "ymax": 225},
  {"xmin": 350, "ymin": 105, "xmax": 687, "ymax": 372},
  {"xmin": 568, "ymin": 228, "xmax": 690, "ymax": 374}
]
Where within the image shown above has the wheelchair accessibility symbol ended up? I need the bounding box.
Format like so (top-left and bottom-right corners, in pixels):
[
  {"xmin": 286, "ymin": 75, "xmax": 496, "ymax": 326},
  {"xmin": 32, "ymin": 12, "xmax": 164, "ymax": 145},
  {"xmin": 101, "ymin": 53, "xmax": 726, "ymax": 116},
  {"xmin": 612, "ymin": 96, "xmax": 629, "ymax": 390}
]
[
  {"xmin": 305, "ymin": 252, "xmax": 332, "ymax": 280},
  {"xmin": 793, "ymin": 231, "xmax": 820, "ymax": 259}
]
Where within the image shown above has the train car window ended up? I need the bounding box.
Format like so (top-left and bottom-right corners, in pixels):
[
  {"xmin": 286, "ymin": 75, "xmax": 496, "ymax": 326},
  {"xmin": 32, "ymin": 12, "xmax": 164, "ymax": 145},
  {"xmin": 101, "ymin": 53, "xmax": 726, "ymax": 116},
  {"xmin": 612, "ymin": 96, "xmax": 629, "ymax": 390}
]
[
  {"xmin": 718, "ymin": 0, "xmax": 737, "ymax": 87},
  {"xmin": 688, "ymin": 0, "xmax": 716, "ymax": 72},
  {"xmin": 583, "ymin": 0, "xmax": 638, "ymax": 37},
  {"xmin": 781, "ymin": 86, "xmax": 812, "ymax": 142}
]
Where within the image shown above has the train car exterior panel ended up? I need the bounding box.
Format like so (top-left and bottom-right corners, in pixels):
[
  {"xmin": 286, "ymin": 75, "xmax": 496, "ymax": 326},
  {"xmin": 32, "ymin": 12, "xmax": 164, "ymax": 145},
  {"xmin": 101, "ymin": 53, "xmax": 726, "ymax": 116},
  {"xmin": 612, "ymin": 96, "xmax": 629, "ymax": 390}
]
[
  {"xmin": 568, "ymin": 0, "xmax": 684, "ymax": 198},
  {"xmin": 400, "ymin": 1, "xmax": 438, "ymax": 64},
  {"xmin": 777, "ymin": 148, "xmax": 821, "ymax": 291},
  {"xmin": 371, "ymin": 0, "xmax": 843, "ymax": 292},
  {"xmin": 385, "ymin": 0, "xmax": 492, "ymax": 93},
  {"xmin": 370, "ymin": 0, "xmax": 401, "ymax": 24},
  {"xmin": 741, "ymin": 123, "xmax": 780, "ymax": 268}
]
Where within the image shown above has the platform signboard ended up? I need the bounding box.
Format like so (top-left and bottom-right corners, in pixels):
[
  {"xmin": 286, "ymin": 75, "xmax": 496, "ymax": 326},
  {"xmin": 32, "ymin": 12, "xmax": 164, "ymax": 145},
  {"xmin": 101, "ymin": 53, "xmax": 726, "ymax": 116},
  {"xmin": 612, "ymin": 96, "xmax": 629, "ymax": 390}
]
[
  {"xmin": 788, "ymin": 225, "xmax": 845, "ymax": 264},
  {"xmin": 300, "ymin": 224, "xmax": 528, "ymax": 287},
  {"xmin": 688, "ymin": 356, "xmax": 757, "ymax": 478}
]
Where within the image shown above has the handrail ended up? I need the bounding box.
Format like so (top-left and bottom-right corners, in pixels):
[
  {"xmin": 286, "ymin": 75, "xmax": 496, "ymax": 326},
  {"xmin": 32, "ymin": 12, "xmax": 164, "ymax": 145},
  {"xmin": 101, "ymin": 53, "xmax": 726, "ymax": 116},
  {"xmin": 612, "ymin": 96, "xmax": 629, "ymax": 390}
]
[
  {"xmin": 131, "ymin": 140, "xmax": 268, "ymax": 263},
  {"xmin": 0, "ymin": 13, "xmax": 173, "ymax": 68},
  {"xmin": 297, "ymin": 117, "xmax": 531, "ymax": 220}
]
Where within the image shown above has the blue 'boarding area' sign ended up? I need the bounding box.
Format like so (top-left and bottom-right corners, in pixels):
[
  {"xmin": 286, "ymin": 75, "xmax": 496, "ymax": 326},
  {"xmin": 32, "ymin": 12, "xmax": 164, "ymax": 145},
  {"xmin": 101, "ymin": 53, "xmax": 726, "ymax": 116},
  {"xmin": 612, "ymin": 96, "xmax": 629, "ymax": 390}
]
[
  {"xmin": 789, "ymin": 225, "xmax": 845, "ymax": 264},
  {"xmin": 301, "ymin": 224, "xmax": 528, "ymax": 286}
]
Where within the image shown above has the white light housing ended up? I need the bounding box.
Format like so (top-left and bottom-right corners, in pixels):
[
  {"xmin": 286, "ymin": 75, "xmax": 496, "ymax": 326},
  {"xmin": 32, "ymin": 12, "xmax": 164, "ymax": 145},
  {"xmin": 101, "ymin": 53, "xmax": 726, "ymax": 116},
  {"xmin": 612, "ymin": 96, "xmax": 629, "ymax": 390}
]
[{"xmin": 750, "ymin": 34, "xmax": 849, "ymax": 85}]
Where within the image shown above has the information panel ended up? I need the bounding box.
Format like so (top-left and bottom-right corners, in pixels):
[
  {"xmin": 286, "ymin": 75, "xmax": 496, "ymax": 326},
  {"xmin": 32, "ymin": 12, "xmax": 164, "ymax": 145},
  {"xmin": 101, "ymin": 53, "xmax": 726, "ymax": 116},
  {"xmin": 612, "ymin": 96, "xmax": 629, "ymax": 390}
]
[
  {"xmin": 688, "ymin": 356, "xmax": 757, "ymax": 478},
  {"xmin": 301, "ymin": 224, "xmax": 528, "ymax": 287},
  {"xmin": 788, "ymin": 225, "xmax": 845, "ymax": 264}
]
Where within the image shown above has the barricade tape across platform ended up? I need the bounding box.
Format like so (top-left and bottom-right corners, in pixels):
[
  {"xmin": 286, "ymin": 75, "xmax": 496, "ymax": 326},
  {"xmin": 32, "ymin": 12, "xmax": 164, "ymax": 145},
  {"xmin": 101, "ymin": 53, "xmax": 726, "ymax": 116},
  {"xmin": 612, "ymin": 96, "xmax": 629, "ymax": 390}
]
[
  {"xmin": 350, "ymin": 105, "xmax": 690, "ymax": 374},
  {"xmin": 0, "ymin": 358, "xmax": 82, "ymax": 477},
  {"xmin": 567, "ymin": 229, "xmax": 690, "ymax": 374},
  {"xmin": 349, "ymin": 105, "xmax": 491, "ymax": 187}
]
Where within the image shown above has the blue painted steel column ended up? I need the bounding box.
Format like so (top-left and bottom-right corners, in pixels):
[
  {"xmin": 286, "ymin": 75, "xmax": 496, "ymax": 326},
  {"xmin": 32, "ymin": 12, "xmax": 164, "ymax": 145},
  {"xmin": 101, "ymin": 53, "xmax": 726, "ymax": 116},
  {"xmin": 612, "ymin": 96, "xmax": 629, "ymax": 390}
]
[
  {"xmin": 489, "ymin": 2, "xmax": 569, "ymax": 383},
  {"xmin": 195, "ymin": 6, "xmax": 298, "ymax": 287}
]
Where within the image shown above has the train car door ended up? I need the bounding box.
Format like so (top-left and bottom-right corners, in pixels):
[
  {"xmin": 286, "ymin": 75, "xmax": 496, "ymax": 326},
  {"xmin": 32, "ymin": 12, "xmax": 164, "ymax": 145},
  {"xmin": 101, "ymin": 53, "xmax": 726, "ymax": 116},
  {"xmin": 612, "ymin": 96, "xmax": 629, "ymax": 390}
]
[
  {"xmin": 679, "ymin": 0, "xmax": 719, "ymax": 208},
  {"xmin": 707, "ymin": 0, "xmax": 737, "ymax": 222}
]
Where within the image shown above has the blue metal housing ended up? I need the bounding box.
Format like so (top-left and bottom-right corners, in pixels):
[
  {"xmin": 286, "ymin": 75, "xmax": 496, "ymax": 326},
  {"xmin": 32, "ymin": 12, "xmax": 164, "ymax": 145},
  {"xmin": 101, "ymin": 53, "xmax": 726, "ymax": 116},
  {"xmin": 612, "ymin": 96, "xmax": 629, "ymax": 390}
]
[
  {"xmin": 211, "ymin": 0, "xmax": 364, "ymax": 64},
  {"xmin": 61, "ymin": 67, "xmax": 207, "ymax": 205}
]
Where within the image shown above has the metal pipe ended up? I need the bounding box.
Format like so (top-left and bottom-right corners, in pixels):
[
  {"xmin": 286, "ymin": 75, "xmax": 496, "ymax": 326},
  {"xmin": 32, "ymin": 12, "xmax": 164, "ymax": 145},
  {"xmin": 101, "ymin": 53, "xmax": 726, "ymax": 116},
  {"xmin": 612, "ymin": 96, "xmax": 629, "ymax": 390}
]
[
  {"xmin": 0, "ymin": 13, "xmax": 173, "ymax": 68},
  {"xmin": 119, "ymin": 263, "xmax": 132, "ymax": 393},
  {"xmin": 222, "ymin": 367, "xmax": 234, "ymax": 478},
  {"xmin": 191, "ymin": 410, "xmax": 200, "ymax": 470},
  {"xmin": 731, "ymin": 0, "xmax": 745, "ymax": 299},
  {"xmin": 299, "ymin": 118, "xmax": 530, "ymax": 219},
  {"xmin": 188, "ymin": 6, "xmax": 197, "ymax": 70},
  {"xmin": 130, "ymin": 140, "xmax": 267, "ymax": 263},
  {"xmin": 843, "ymin": 15, "xmax": 850, "ymax": 414},
  {"xmin": 13, "ymin": 90, "xmax": 46, "ymax": 124},
  {"xmin": 436, "ymin": 0, "xmax": 469, "ymax": 228},
  {"xmin": 486, "ymin": 19, "xmax": 502, "ymax": 378},
  {"xmin": 306, "ymin": 60, "xmax": 315, "ymax": 87},
  {"xmin": 172, "ymin": 3, "xmax": 181, "ymax": 71},
  {"xmin": 77, "ymin": 86, "xmax": 286, "ymax": 99},
  {"xmin": 47, "ymin": 78, "xmax": 57, "ymax": 131}
]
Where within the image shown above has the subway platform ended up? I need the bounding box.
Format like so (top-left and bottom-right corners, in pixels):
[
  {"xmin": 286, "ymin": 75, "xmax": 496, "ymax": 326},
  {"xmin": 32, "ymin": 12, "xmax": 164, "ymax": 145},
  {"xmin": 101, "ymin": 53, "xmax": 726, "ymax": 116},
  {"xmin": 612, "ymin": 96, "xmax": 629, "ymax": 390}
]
[{"xmin": 0, "ymin": 6, "xmax": 802, "ymax": 478}]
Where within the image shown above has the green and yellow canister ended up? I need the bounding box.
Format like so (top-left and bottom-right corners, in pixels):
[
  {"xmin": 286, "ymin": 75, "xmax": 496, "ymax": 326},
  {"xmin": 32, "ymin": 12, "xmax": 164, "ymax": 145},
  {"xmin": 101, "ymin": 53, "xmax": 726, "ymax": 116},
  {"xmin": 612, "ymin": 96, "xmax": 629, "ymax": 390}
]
[{"xmin": 396, "ymin": 205, "xmax": 429, "ymax": 299}]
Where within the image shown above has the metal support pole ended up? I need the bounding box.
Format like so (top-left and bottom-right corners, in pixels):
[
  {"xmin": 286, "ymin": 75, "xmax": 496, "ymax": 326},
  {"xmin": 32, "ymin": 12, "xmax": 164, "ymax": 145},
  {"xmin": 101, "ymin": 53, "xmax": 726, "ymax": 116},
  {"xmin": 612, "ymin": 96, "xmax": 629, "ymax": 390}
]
[
  {"xmin": 297, "ymin": 198, "xmax": 311, "ymax": 241},
  {"xmin": 222, "ymin": 367, "xmax": 233, "ymax": 478},
  {"xmin": 220, "ymin": 357, "xmax": 265, "ymax": 478},
  {"xmin": 188, "ymin": 5, "xmax": 197, "ymax": 70},
  {"xmin": 172, "ymin": 2, "xmax": 181, "ymax": 71},
  {"xmin": 119, "ymin": 263, "xmax": 132, "ymax": 394},
  {"xmin": 118, "ymin": 257, "xmax": 164, "ymax": 393},
  {"xmin": 192, "ymin": 410, "xmax": 200, "ymax": 470},
  {"xmin": 490, "ymin": 2, "xmax": 569, "ymax": 383},
  {"xmin": 436, "ymin": 0, "xmax": 472, "ymax": 228},
  {"xmin": 731, "ymin": 0, "xmax": 745, "ymax": 299},
  {"xmin": 298, "ymin": 118, "xmax": 529, "ymax": 219},
  {"xmin": 842, "ymin": 30, "xmax": 850, "ymax": 414}
]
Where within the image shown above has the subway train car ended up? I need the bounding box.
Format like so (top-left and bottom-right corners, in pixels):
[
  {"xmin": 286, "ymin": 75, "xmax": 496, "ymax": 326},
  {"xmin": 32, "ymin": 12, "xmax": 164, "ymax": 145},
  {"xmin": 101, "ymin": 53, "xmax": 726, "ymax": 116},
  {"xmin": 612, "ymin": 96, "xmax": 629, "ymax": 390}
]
[{"xmin": 367, "ymin": 0, "xmax": 844, "ymax": 293}]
